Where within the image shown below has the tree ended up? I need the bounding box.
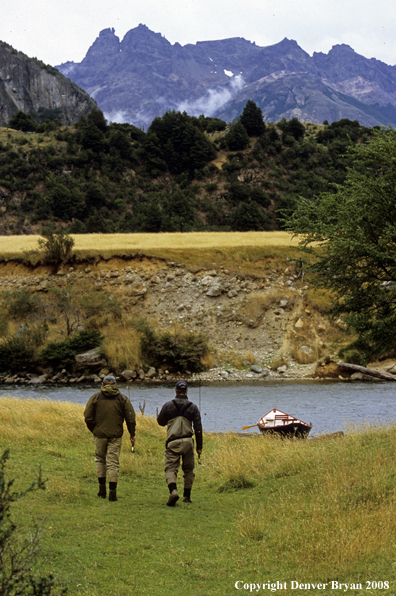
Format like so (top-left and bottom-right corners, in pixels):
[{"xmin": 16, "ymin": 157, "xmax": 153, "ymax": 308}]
[
  {"xmin": 286, "ymin": 128, "xmax": 396, "ymax": 357},
  {"xmin": 38, "ymin": 228, "xmax": 75, "ymax": 264},
  {"xmin": 8, "ymin": 111, "xmax": 37, "ymax": 132},
  {"xmin": 224, "ymin": 121, "xmax": 250, "ymax": 151},
  {"xmin": 231, "ymin": 200, "xmax": 269, "ymax": 231},
  {"xmin": 146, "ymin": 111, "xmax": 216, "ymax": 176},
  {"xmin": 240, "ymin": 100, "xmax": 265, "ymax": 137},
  {"xmin": 0, "ymin": 449, "xmax": 67, "ymax": 595}
]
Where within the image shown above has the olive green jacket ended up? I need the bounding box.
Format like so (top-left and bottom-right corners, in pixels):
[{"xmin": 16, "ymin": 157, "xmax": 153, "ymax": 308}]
[{"xmin": 84, "ymin": 389, "xmax": 136, "ymax": 439}]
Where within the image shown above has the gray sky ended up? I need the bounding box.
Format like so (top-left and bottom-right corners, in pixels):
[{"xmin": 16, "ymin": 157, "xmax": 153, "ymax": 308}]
[{"xmin": 1, "ymin": 0, "xmax": 395, "ymax": 66}]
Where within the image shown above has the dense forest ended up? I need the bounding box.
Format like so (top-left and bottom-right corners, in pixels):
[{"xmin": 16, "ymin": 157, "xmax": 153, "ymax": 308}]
[{"xmin": 0, "ymin": 102, "xmax": 375, "ymax": 234}]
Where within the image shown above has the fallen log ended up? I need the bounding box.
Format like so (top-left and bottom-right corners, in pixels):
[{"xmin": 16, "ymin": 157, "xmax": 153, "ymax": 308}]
[{"xmin": 337, "ymin": 362, "xmax": 396, "ymax": 381}]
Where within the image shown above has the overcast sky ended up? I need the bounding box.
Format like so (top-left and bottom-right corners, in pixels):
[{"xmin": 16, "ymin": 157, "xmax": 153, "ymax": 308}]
[{"xmin": 1, "ymin": 0, "xmax": 395, "ymax": 67}]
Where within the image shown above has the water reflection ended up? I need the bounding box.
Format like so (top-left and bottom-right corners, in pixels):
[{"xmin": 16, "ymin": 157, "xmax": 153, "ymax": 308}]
[{"xmin": 1, "ymin": 380, "xmax": 395, "ymax": 436}]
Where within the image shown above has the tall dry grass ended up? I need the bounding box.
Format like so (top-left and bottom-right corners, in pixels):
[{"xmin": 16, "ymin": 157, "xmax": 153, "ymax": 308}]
[
  {"xmin": 101, "ymin": 324, "xmax": 142, "ymax": 371},
  {"xmin": 0, "ymin": 231, "xmax": 300, "ymax": 256},
  {"xmin": 207, "ymin": 424, "xmax": 396, "ymax": 577}
]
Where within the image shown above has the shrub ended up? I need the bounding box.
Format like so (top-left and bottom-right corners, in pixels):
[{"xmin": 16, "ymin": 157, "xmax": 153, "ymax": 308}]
[
  {"xmin": 38, "ymin": 228, "xmax": 74, "ymax": 264},
  {"xmin": 0, "ymin": 449, "xmax": 67, "ymax": 596},
  {"xmin": 40, "ymin": 329, "xmax": 103, "ymax": 371},
  {"xmin": 4, "ymin": 288, "xmax": 42, "ymax": 320},
  {"xmin": 134, "ymin": 319, "xmax": 210, "ymax": 372},
  {"xmin": 79, "ymin": 290, "xmax": 122, "ymax": 320},
  {"xmin": 0, "ymin": 325, "xmax": 47, "ymax": 373}
]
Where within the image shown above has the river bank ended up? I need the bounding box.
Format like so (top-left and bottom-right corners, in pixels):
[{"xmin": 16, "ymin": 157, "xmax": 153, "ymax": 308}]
[{"xmin": 0, "ymin": 252, "xmax": 348, "ymax": 380}]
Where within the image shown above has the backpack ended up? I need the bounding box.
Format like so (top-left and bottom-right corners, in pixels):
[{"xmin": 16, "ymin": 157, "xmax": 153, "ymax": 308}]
[{"xmin": 166, "ymin": 400, "xmax": 193, "ymax": 446}]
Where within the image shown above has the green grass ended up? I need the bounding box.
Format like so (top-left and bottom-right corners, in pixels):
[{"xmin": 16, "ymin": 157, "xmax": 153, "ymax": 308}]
[{"xmin": 1, "ymin": 397, "xmax": 396, "ymax": 595}]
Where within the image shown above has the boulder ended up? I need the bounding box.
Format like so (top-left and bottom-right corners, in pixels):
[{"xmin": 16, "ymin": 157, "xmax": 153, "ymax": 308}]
[
  {"xmin": 250, "ymin": 365, "xmax": 262, "ymax": 374},
  {"xmin": 146, "ymin": 367, "xmax": 156, "ymax": 378},
  {"xmin": 121, "ymin": 369, "xmax": 137, "ymax": 380},
  {"xmin": 75, "ymin": 348, "xmax": 107, "ymax": 371},
  {"xmin": 28, "ymin": 374, "xmax": 47, "ymax": 384},
  {"xmin": 206, "ymin": 285, "xmax": 222, "ymax": 297}
]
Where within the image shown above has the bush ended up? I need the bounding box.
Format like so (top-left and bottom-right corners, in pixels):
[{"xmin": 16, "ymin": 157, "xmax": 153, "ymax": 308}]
[
  {"xmin": 40, "ymin": 329, "xmax": 103, "ymax": 371},
  {"xmin": 4, "ymin": 288, "xmax": 42, "ymax": 320},
  {"xmin": 38, "ymin": 228, "xmax": 74, "ymax": 264},
  {"xmin": 134, "ymin": 319, "xmax": 210, "ymax": 372},
  {"xmin": 80, "ymin": 290, "xmax": 122, "ymax": 320},
  {"xmin": 0, "ymin": 325, "xmax": 47, "ymax": 373},
  {"xmin": 0, "ymin": 449, "xmax": 67, "ymax": 596}
]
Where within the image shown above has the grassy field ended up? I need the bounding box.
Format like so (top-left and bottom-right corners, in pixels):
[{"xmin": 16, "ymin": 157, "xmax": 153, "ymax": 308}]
[
  {"xmin": 1, "ymin": 397, "xmax": 395, "ymax": 596},
  {"xmin": 0, "ymin": 231, "xmax": 305, "ymax": 276},
  {"xmin": 0, "ymin": 231, "xmax": 301, "ymax": 257}
]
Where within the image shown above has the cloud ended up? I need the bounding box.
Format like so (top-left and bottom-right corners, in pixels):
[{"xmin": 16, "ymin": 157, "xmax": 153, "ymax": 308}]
[{"xmin": 176, "ymin": 75, "xmax": 245, "ymax": 117}]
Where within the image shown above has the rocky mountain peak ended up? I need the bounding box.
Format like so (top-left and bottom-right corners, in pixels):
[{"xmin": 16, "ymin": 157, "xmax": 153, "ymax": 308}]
[
  {"xmin": 82, "ymin": 27, "xmax": 121, "ymax": 66},
  {"xmin": 55, "ymin": 25, "xmax": 396, "ymax": 129},
  {"xmin": 121, "ymin": 24, "xmax": 171, "ymax": 55}
]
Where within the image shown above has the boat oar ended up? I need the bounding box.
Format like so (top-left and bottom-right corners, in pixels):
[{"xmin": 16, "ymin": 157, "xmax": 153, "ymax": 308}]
[{"xmin": 241, "ymin": 424, "xmax": 258, "ymax": 430}]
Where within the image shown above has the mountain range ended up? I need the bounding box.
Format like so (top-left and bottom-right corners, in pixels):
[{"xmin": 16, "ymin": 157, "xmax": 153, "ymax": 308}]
[{"xmin": 56, "ymin": 24, "xmax": 396, "ymax": 129}]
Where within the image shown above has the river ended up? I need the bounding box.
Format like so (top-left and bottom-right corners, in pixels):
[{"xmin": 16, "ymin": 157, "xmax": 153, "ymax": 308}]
[{"xmin": 1, "ymin": 380, "xmax": 396, "ymax": 436}]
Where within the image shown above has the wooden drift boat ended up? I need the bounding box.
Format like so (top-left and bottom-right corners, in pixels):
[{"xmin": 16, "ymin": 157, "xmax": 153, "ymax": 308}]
[{"xmin": 257, "ymin": 408, "xmax": 312, "ymax": 439}]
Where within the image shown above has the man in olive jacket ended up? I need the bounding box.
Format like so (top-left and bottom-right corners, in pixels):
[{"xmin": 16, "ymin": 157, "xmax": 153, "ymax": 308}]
[
  {"xmin": 84, "ymin": 374, "xmax": 136, "ymax": 502},
  {"xmin": 157, "ymin": 380, "xmax": 202, "ymax": 506}
]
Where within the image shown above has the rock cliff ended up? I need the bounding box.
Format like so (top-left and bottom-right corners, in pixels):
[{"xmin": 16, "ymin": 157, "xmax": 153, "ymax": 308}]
[{"xmin": 0, "ymin": 41, "xmax": 97, "ymax": 126}]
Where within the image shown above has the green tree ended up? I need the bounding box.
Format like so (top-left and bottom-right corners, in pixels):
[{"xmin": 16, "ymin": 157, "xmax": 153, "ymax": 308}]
[
  {"xmin": 240, "ymin": 100, "xmax": 265, "ymax": 137},
  {"xmin": 225, "ymin": 121, "xmax": 250, "ymax": 151},
  {"xmin": 286, "ymin": 128, "xmax": 396, "ymax": 357},
  {"xmin": 231, "ymin": 200, "xmax": 268, "ymax": 231},
  {"xmin": 86, "ymin": 107, "xmax": 108, "ymax": 132},
  {"xmin": 8, "ymin": 111, "xmax": 37, "ymax": 132},
  {"xmin": 146, "ymin": 111, "xmax": 216, "ymax": 176}
]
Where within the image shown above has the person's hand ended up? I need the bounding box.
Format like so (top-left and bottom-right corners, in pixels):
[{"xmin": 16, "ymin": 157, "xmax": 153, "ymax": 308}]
[
  {"xmin": 130, "ymin": 436, "xmax": 135, "ymax": 446},
  {"xmin": 197, "ymin": 449, "xmax": 202, "ymax": 455}
]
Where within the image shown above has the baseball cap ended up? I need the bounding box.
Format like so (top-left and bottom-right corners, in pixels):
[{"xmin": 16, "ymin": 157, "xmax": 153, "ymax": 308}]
[
  {"xmin": 103, "ymin": 374, "xmax": 116, "ymax": 383},
  {"xmin": 175, "ymin": 380, "xmax": 188, "ymax": 390}
]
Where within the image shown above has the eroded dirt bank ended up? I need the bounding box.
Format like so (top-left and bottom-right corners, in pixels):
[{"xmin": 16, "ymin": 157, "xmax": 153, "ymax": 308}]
[{"xmin": 0, "ymin": 254, "xmax": 376, "ymax": 384}]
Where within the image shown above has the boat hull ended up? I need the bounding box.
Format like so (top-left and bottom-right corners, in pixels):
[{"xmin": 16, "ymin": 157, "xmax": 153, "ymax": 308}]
[{"xmin": 258, "ymin": 422, "xmax": 312, "ymax": 439}]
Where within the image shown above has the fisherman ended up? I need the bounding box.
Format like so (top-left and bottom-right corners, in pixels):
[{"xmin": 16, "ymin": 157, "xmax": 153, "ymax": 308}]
[
  {"xmin": 84, "ymin": 374, "xmax": 136, "ymax": 502},
  {"xmin": 157, "ymin": 380, "xmax": 203, "ymax": 506}
]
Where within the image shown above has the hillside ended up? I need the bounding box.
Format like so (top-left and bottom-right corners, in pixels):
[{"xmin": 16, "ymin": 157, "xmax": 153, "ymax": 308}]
[
  {"xmin": 56, "ymin": 25, "xmax": 396, "ymax": 129},
  {"xmin": 0, "ymin": 40, "xmax": 97, "ymax": 127},
  {"xmin": 0, "ymin": 108, "xmax": 373, "ymax": 236}
]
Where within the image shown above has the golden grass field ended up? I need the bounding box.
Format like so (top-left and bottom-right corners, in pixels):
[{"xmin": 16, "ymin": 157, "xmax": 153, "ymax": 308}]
[{"xmin": 0, "ymin": 231, "xmax": 300, "ymax": 256}]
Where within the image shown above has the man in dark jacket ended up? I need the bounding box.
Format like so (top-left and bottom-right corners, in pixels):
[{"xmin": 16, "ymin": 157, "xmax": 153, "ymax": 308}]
[
  {"xmin": 84, "ymin": 374, "xmax": 136, "ymax": 502},
  {"xmin": 157, "ymin": 380, "xmax": 202, "ymax": 506}
]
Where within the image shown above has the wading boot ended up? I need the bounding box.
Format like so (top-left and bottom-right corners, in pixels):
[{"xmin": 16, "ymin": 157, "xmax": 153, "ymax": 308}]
[
  {"xmin": 167, "ymin": 489, "xmax": 179, "ymax": 507},
  {"xmin": 97, "ymin": 485, "xmax": 106, "ymax": 499},
  {"xmin": 182, "ymin": 488, "xmax": 192, "ymax": 503},
  {"xmin": 109, "ymin": 489, "xmax": 118, "ymax": 502}
]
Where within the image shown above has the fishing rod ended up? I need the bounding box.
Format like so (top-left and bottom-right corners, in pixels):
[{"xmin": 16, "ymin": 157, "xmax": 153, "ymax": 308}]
[{"xmin": 198, "ymin": 380, "xmax": 202, "ymax": 465}]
